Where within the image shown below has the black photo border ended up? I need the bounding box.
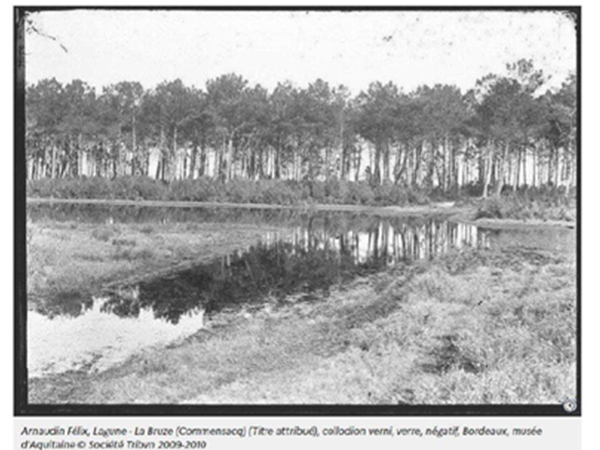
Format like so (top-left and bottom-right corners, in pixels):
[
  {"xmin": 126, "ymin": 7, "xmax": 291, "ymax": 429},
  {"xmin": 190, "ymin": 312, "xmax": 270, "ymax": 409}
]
[{"xmin": 14, "ymin": 5, "xmax": 582, "ymax": 417}]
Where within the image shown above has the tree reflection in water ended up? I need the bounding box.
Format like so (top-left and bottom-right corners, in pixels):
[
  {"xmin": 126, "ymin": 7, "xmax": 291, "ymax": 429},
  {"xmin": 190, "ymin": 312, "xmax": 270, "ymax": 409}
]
[{"xmin": 98, "ymin": 219, "xmax": 487, "ymax": 324}]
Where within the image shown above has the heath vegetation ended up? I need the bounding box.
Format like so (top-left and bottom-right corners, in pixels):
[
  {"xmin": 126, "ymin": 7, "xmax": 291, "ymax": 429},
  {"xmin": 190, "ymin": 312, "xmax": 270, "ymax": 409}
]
[{"xmin": 29, "ymin": 246, "xmax": 575, "ymax": 404}]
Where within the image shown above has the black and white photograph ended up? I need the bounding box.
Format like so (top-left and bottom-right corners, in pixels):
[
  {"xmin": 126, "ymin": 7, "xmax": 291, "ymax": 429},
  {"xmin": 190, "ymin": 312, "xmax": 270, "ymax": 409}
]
[{"xmin": 15, "ymin": 7, "xmax": 579, "ymax": 412}]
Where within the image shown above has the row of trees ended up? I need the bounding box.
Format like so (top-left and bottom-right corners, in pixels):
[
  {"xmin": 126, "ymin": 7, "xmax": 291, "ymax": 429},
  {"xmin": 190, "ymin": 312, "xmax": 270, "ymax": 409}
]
[{"xmin": 25, "ymin": 59, "xmax": 576, "ymax": 197}]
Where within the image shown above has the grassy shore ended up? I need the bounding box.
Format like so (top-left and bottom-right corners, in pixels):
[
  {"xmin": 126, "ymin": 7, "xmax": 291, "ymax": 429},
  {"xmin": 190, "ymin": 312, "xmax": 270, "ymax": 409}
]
[
  {"xmin": 27, "ymin": 176, "xmax": 576, "ymax": 223},
  {"xmin": 27, "ymin": 219, "xmax": 285, "ymax": 315},
  {"xmin": 28, "ymin": 194, "xmax": 576, "ymax": 229},
  {"xmin": 27, "ymin": 176, "xmax": 431, "ymax": 207},
  {"xmin": 29, "ymin": 244, "xmax": 576, "ymax": 405}
]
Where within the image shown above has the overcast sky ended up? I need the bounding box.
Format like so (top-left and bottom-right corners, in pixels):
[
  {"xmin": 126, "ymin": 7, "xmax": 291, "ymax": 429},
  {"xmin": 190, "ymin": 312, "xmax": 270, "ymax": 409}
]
[{"xmin": 25, "ymin": 9, "xmax": 577, "ymax": 94}]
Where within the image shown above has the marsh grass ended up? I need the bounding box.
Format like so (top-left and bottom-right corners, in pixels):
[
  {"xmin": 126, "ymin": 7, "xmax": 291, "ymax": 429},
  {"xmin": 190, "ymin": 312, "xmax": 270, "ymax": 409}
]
[
  {"xmin": 139, "ymin": 224, "xmax": 155, "ymax": 235},
  {"xmin": 27, "ymin": 176, "xmax": 432, "ymax": 207},
  {"xmin": 29, "ymin": 246, "xmax": 576, "ymax": 405},
  {"xmin": 474, "ymin": 193, "xmax": 576, "ymax": 222},
  {"xmin": 91, "ymin": 227, "xmax": 119, "ymax": 242},
  {"xmin": 26, "ymin": 221, "xmax": 279, "ymax": 314}
]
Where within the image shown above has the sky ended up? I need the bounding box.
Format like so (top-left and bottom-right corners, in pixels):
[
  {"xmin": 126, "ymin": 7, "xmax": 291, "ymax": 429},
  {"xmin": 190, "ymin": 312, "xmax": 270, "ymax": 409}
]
[{"xmin": 25, "ymin": 9, "xmax": 577, "ymax": 95}]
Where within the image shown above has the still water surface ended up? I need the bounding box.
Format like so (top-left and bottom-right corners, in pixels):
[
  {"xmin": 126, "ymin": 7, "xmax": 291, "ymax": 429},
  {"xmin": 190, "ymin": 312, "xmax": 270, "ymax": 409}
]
[{"xmin": 27, "ymin": 204, "xmax": 574, "ymax": 377}]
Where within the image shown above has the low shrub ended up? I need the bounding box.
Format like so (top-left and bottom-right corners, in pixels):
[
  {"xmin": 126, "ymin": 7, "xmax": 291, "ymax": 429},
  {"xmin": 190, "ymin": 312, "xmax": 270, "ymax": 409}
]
[
  {"xmin": 344, "ymin": 181, "xmax": 374, "ymax": 205},
  {"xmin": 113, "ymin": 176, "xmax": 165, "ymax": 200},
  {"xmin": 475, "ymin": 191, "xmax": 575, "ymax": 222},
  {"xmin": 373, "ymin": 182, "xmax": 408, "ymax": 206},
  {"xmin": 111, "ymin": 247, "xmax": 155, "ymax": 261},
  {"xmin": 27, "ymin": 177, "xmax": 574, "ymax": 212},
  {"xmin": 74, "ymin": 177, "xmax": 113, "ymax": 199},
  {"xmin": 258, "ymin": 180, "xmax": 303, "ymax": 205},
  {"xmin": 91, "ymin": 227, "xmax": 117, "ymax": 242},
  {"xmin": 406, "ymin": 188, "xmax": 430, "ymax": 205},
  {"xmin": 140, "ymin": 225, "xmax": 155, "ymax": 234}
]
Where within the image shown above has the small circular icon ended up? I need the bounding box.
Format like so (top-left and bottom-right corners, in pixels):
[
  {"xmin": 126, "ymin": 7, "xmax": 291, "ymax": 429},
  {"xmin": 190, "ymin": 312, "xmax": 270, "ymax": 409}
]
[{"xmin": 563, "ymin": 398, "xmax": 577, "ymax": 413}]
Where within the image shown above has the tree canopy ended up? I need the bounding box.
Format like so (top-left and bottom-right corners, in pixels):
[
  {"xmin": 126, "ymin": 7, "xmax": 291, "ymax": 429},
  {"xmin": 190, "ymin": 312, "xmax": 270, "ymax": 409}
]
[{"xmin": 25, "ymin": 60, "xmax": 577, "ymax": 197}]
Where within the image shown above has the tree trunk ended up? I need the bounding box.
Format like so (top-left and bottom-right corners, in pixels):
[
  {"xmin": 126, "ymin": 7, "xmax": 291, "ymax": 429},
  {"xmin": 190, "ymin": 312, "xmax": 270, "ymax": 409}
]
[
  {"xmin": 547, "ymin": 146, "xmax": 553, "ymax": 185},
  {"xmin": 413, "ymin": 144, "xmax": 422, "ymax": 188},
  {"xmin": 494, "ymin": 141, "xmax": 509, "ymax": 196},
  {"xmin": 478, "ymin": 147, "xmax": 485, "ymax": 187},
  {"xmin": 199, "ymin": 140, "xmax": 207, "ymax": 177},
  {"xmin": 374, "ymin": 142, "xmax": 381, "ymax": 185},
  {"xmin": 159, "ymin": 127, "xmax": 166, "ymax": 181},
  {"xmin": 172, "ymin": 126, "xmax": 178, "ymax": 180},
  {"xmin": 554, "ymin": 147, "xmax": 561, "ymax": 186},
  {"xmin": 50, "ymin": 144, "xmax": 56, "ymax": 179},
  {"xmin": 77, "ymin": 133, "xmax": 83, "ymax": 177},
  {"xmin": 383, "ymin": 142, "xmax": 390, "ymax": 182},
  {"xmin": 568, "ymin": 148, "xmax": 576, "ymax": 195},
  {"xmin": 226, "ymin": 134, "xmax": 234, "ymax": 181},
  {"xmin": 507, "ymin": 152, "xmax": 514, "ymax": 189},
  {"xmin": 132, "ymin": 114, "xmax": 137, "ymax": 176},
  {"xmin": 275, "ymin": 142, "xmax": 282, "ymax": 179},
  {"xmin": 482, "ymin": 142, "xmax": 494, "ymax": 198},
  {"xmin": 516, "ymin": 147, "xmax": 522, "ymax": 188},
  {"xmin": 355, "ymin": 145, "xmax": 362, "ymax": 182},
  {"xmin": 522, "ymin": 147, "xmax": 527, "ymax": 187},
  {"xmin": 532, "ymin": 145, "xmax": 537, "ymax": 187},
  {"xmin": 189, "ymin": 143, "xmax": 198, "ymax": 179},
  {"xmin": 426, "ymin": 140, "xmax": 436, "ymax": 189},
  {"xmin": 340, "ymin": 142, "xmax": 346, "ymax": 181},
  {"xmin": 394, "ymin": 145, "xmax": 408, "ymax": 185}
]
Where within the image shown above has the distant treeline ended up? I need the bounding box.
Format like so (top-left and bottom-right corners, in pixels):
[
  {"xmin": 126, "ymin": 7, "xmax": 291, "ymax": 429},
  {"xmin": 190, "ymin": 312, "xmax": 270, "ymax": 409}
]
[{"xmin": 25, "ymin": 59, "xmax": 576, "ymax": 198}]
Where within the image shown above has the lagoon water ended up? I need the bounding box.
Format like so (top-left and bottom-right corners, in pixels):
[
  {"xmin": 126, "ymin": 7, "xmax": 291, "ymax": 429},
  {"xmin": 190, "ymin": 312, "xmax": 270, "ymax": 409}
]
[
  {"xmin": 26, "ymin": 204, "xmax": 574, "ymax": 377},
  {"xmin": 28, "ymin": 300, "xmax": 205, "ymax": 377}
]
